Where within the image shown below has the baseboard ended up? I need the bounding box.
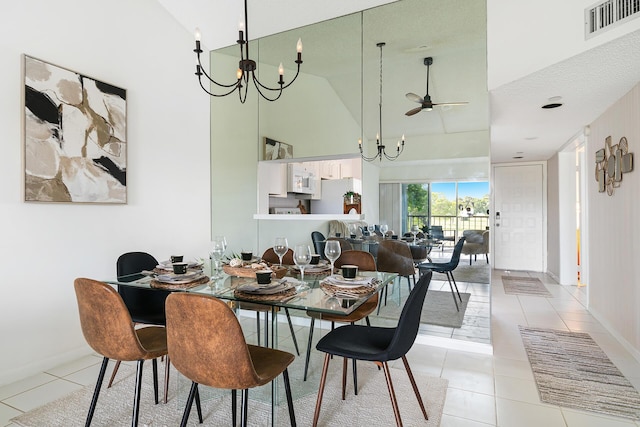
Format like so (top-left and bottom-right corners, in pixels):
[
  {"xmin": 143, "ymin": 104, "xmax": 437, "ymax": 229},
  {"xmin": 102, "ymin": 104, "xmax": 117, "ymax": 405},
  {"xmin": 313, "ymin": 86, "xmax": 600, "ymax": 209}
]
[{"xmin": 589, "ymin": 307, "xmax": 640, "ymax": 364}]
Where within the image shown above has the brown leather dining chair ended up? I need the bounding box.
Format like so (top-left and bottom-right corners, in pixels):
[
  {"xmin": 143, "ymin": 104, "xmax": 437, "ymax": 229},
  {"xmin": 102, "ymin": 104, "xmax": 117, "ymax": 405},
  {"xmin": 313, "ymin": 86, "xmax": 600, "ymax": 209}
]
[
  {"xmin": 74, "ymin": 278, "xmax": 168, "ymax": 427},
  {"xmin": 303, "ymin": 250, "xmax": 378, "ymax": 395},
  {"xmin": 165, "ymin": 292, "xmax": 297, "ymax": 427},
  {"xmin": 376, "ymin": 239, "xmax": 417, "ymax": 313}
]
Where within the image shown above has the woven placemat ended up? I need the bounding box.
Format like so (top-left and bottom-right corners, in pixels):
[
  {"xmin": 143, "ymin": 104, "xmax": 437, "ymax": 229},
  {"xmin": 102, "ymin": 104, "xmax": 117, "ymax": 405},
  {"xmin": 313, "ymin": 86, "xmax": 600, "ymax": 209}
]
[
  {"xmin": 150, "ymin": 275, "xmax": 210, "ymax": 290},
  {"xmin": 319, "ymin": 281, "xmax": 377, "ymax": 296},
  {"xmin": 233, "ymin": 286, "xmax": 296, "ymax": 302}
]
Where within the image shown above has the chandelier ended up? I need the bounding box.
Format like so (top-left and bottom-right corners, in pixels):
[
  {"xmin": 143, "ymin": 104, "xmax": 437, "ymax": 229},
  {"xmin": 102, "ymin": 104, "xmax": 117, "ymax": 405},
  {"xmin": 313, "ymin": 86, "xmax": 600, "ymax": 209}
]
[
  {"xmin": 193, "ymin": 0, "xmax": 303, "ymax": 103},
  {"xmin": 359, "ymin": 42, "xmax": 405, "ymax": 162}
]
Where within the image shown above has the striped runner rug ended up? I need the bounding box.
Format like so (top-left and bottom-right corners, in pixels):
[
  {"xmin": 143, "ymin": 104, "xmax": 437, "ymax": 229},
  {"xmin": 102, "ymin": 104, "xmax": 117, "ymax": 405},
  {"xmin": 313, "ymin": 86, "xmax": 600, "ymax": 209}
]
[
  {"xmin": 520, "ymin": 326, "xmax": 640, "ymax": 420},
  {"xmin": 502, "ymin": 276, "xmax": 552, "ymax": 297}
]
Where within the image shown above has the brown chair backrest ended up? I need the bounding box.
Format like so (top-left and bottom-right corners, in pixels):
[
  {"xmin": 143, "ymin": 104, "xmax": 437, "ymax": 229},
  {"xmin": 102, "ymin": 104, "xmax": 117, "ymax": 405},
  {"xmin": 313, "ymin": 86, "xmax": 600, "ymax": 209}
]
[
  {"xmin": 376, "ymin": 240, "xmax": 415, "ymax": 276},
  {"xmin": 74, "ymin": 278, "xmax": 151, "ymax": 361},
  {"xmin": 165, "ymin": 292, "xmax": 262, "ymax": 390},
  {"xmin": 326, "ymin": 237, "xmax": 353, "ymax": 252},
  {"xmin": 335, "ymin": 250, "xmax": 376, "ymax": 271},
  {"xmin": 261, "ymin": 247, "xmax": 294, "ymax": 265}
]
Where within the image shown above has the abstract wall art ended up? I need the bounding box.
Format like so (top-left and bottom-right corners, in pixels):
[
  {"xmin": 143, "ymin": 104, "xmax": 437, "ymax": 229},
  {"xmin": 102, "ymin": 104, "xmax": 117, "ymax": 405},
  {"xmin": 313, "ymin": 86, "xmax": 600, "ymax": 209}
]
[
  {"xmin": 595, "ymin": 135, "xmax": 633, "ymax": 196},
  {"xmin": 263, "ymin": 137, "xmax": 293, "ymax": 160},
  {"xmin": 23, "ymin": 55, "xmax": 127, "ymax": 203}
]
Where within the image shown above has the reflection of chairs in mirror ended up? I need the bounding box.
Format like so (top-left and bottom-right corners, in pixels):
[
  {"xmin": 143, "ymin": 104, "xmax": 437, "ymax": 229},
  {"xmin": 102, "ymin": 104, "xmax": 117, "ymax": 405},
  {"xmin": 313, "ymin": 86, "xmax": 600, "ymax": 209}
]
[
  {"xmin": 166, "ymin": 292, "xmax": 297, "ymax": 427},
  {"xmin": 303, "ymin": 250, "xmax": 377, "ymax": 393},
  {"xmin": 461, "ymin": 229, "xmax": 489, "ymax": 265},
  {"xmin": 376, "ymin": 239, "xmax": 417, "ymax": 313},
  {"xmin": 418, "ymin": 237, "xmax": 466, "ymax": 311},
  {"xmin": 235, "ymin": 248, "xmax": 301, "ymax": 356},
  {"xmin": 312, "ymin": 271, "xmax": 433, "ymax": 427},
  {"xmin": 74, "ymin": 278, "xmax": 168, "ymax": 427},
  {"xmin": 112, "ymin": 251, "xmax": 171, "ymax": 403},
  {"xmin": 311, "ymin": 231, "xmax": 326, "ymax": 259}
]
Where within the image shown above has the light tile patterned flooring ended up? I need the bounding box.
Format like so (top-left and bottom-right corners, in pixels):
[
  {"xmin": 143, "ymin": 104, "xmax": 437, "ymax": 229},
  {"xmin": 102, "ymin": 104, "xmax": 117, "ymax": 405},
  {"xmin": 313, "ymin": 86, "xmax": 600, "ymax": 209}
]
[{"xmin": 2, "ymin": 270, "xmax": 640, "ymax": 427}]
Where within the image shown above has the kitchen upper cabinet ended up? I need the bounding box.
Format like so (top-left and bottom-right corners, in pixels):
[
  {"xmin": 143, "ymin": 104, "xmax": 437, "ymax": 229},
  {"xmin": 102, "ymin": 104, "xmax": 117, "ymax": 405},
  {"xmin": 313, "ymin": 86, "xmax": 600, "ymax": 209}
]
[{"xmin": 259, "ymin": 161, "xmax": 287, "ymax": 197}]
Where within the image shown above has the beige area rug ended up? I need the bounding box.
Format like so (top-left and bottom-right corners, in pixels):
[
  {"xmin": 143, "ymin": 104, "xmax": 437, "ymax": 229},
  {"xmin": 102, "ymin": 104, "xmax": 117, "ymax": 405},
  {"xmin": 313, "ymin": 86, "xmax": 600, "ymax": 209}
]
[
  {"xmin": 502, "ymin": 276, "xmax": 552, "ymax": 297},
  {"xmin": 377, "ymin": 290, "xmax": 471, "ymax": 328},
  {"xmin": 12, "ymin": 360, "xmax": 448, "ymax": 426},
  {"xmin": 520, "ymin": 326, "xmax": 640, "ymax": 420}
]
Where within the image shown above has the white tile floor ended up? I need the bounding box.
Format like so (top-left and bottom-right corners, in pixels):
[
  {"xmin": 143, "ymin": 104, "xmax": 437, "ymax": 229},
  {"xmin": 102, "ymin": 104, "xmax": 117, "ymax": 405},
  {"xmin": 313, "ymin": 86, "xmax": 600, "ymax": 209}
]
[{"xmin": 2, "ymin": 270, "xmax": 640, "ymax": 427}]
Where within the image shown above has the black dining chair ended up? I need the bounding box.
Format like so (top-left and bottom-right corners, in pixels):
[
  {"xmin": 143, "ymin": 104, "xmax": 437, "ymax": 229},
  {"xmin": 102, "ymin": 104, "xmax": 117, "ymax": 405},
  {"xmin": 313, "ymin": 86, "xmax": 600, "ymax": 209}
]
[
  {"xmin": 311, "ymin": 231, "xmax": 326, "ymax": 259},
  {"xmin": 109, "ymin": 252, "xmax": 172, "ymax": 403},
  {"xmin": 311, "ymin": 271, "xmax": 433, "ymax": 427},
  {"xmin": 418, "ymin": 237, "xmax": 466, "ymax": 311}
]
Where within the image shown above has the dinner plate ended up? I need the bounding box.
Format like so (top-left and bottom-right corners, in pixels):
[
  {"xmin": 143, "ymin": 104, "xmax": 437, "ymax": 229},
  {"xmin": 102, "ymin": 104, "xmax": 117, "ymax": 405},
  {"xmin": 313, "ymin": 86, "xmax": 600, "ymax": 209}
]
[
  {"xmin": 324, "ymin": 275, "xmax": 373, "ymax": 288},
  {"xmin": 236, "ymin": 279, "xmax": 294, "ymax": 295},
  {"xmin": 155, "ymin": 272, "xmax": 205, "ymax": 284},
  {"xmin": 157, "ymin": 260, "xmax": 204, "ymax": 270}
]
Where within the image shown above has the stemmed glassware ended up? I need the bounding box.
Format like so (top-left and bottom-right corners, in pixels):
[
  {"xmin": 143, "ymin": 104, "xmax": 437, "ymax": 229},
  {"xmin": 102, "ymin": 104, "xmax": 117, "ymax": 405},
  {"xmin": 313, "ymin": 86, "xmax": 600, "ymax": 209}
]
[
  {"xmin": 209, "ymin": 236, "xmax": 226, "ymax": 279},
  {"xmin": 324, "ymin": 240, "xmax": 341, "ymax": 276},
  {"xmin": 273, "ymin": 237, "xmax": 289, "ymax": 266},
  {"xmin": 380, "ymin": 224, "xmax": 389, "ymax": 238},
  {"xmin": 410, "ymin": 225, "xmax": 420, "ymax": 244},
  {"xmin": 293, "ymin": 244, "xmax": 312, "ymax": 292}
]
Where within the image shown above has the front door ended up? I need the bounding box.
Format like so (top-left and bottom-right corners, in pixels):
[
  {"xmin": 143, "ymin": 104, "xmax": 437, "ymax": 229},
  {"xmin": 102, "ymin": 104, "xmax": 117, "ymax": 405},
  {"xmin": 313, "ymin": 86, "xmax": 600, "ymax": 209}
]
[{"xmin": 493, "ymin": 163, "xmax": 545, "ymax": 271}]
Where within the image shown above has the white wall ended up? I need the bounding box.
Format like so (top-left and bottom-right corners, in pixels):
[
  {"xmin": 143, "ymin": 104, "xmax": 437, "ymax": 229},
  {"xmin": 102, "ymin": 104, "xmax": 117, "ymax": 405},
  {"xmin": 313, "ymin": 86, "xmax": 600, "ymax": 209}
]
[
  {"xmin": 487, "ymin": 0, "xmax": 640, "ymax": 90},
  {"xmin": 0, "ymin": 0, "xmax": 210, "ymax": 385},
  {"xmin": 586, "ymin": 83, "xmax": 640, "ymax": 358}
]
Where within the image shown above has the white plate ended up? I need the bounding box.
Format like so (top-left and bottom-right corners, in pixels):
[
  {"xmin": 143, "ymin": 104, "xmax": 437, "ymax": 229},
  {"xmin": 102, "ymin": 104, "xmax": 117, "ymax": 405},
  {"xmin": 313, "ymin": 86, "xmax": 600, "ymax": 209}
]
[
  {"xmin": 155, "ymin": 272, "xmax": 205, "ymax": 284},
  {"xmin": 324, "ymin": 275, "xmax": 372, "ymax": 288}
]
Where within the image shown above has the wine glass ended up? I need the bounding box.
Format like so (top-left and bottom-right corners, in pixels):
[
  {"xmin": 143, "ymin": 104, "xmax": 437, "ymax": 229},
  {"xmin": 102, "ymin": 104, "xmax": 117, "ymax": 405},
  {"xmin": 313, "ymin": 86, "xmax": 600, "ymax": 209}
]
[
  {"xmin": 293, "ymin": 244, "xmax": 312, "ymax": 290},
  {"xmin": 273, "ymin": 237, "xmax": 288, "ymax": 266},
  {"xmin": 324, "ymin": 240, "xmax": 341, "ymax": 276},
  {"xmin": 380, "ymin": 224, "xmax": 389, "ymax": 238},
  {"xmin": 410, "ymin": 225, "xmax": 420, "ymax": 243},
  {"xmin": 209, "ymin": 238, "xmax": 225, "ymax": 279}
]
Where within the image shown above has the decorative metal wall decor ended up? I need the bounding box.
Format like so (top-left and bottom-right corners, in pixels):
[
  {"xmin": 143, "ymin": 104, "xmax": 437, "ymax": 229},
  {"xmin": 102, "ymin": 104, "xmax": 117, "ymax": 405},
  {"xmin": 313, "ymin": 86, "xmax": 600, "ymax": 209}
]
[
  {"xmin": 595, "ymin": 135, "xmax": 633, "ymax": 196},
  {"xmin": 23, "ymin": 55, "xmax": 127, "ymax": 203}
]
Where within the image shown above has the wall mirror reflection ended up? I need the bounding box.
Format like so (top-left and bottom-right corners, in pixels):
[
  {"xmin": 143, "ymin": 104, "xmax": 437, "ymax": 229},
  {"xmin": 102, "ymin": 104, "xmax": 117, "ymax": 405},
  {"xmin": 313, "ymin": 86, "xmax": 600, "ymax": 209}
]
[{"xmin": 209, "ymin": 0, "xmax": 490, "ymax": 349}]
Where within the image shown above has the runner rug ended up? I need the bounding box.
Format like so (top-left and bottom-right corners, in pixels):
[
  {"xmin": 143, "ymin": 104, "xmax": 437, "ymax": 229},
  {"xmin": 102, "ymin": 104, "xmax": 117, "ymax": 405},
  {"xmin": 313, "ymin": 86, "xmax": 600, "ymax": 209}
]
[
  {"xmin": 12, "ymin": 360, "xmax": 448, "ymax": 426},
  {"xmin": 519, "ymin": 326, "xmax": 640, "ymax": 420},
  {"xmin": 502, "ymin": 276, "xmax": 552, "ymax": 297}
]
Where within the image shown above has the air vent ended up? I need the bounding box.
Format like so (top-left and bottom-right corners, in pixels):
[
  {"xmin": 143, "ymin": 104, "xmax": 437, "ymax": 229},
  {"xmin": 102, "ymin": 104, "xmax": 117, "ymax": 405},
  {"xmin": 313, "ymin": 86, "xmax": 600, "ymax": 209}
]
[{"xmin": 586, "ymin": 0, "xmax": 640, "ymax": 38}]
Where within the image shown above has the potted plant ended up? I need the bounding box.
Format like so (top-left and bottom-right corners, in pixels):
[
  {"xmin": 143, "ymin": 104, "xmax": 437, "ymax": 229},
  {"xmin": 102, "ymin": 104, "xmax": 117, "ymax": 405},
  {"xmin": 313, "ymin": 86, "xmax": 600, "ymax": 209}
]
[{"xmin": 343, "ymin": 191, "xmax": 361, "ymax": 204}]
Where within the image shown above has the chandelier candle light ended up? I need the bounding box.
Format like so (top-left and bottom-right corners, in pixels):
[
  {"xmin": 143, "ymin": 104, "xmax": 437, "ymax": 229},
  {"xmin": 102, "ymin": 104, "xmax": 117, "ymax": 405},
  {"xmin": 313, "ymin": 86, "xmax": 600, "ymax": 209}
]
[
  {"xmin": 359, "ymin": 42, "xmax": 405, "ymax": 162},
  {"xmin": 193, "ymin": 0, "xmax": 303, "ymax": 103}
]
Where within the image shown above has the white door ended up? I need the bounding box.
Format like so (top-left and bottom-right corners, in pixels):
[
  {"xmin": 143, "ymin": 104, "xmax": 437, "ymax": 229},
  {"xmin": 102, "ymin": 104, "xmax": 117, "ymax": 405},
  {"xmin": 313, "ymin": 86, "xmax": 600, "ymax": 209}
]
[{"xmin": 493, "ymin": 163, "xmax": 545, "ymax": 271}]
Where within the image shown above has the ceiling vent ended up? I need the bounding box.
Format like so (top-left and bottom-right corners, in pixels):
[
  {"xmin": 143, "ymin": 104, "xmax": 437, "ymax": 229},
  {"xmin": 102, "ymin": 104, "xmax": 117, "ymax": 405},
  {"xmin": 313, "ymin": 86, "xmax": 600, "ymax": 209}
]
[{"xmin": 586, "ymin": 0, "xmax": 640, "ymax": 38}]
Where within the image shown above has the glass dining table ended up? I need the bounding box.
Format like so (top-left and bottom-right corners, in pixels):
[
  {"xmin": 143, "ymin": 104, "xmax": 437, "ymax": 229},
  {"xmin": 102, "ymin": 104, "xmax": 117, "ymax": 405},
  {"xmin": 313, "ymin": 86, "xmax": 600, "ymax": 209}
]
[{"xmin": 104, "ymin": 262, "xmax": 398, "ymax": 426}]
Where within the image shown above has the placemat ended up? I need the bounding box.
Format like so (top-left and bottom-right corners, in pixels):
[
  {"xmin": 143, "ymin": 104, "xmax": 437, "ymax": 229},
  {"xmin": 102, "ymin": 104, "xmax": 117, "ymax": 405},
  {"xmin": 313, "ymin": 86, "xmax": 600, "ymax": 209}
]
[
  {"xmin": 233, "ymin": 287, "xmax": 296, "ymax": 302},
  {"xmin": 150, "ymin": 275, "xmax": 210, "ymax": 290}
]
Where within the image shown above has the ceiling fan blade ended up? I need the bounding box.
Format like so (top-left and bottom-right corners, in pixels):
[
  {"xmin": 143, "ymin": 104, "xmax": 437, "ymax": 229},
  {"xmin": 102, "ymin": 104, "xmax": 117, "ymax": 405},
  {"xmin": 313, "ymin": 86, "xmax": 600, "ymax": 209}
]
[
  {"xmin": 432, "ymin": 101, "xmax": 469, "ymax": 107},
  {"xmin": 405, "ymin": 107, "xmax": 423, "ymax": 116},
  {"xmin": 405, "ymin": 92, "xmax": 424, "ymax": 104}
]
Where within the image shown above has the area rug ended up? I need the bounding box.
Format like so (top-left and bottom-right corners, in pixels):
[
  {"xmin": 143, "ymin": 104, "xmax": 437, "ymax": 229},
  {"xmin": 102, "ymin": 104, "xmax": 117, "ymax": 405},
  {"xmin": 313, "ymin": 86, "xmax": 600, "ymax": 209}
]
[
  {"xmin": 502, "ymin": 276, "xmax": 552, "ymax": 297},
  {"xmin": 519, "ymin": 326, "xmax": 640, "ymax": 420},
  {"xmin": 12, "ymin": 361, "xmax": 448, "ymax": 427},
  {"xmin": 377, "ymin": 290, "xmax": 471, "ymax": 328},
  {"xmin": 428, "ymin": 262, "xmax": 490, "ymax": 284}
]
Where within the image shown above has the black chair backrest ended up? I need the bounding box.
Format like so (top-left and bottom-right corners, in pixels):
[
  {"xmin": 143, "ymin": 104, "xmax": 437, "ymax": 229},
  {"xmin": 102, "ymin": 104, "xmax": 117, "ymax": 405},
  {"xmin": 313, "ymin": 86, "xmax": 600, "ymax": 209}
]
[
  {"xmin": 117, "ymin": 252, "xmax": 169, "ymax": 325},
  {"xmin": 386, "ymin": 271, "xmax": 432, "ymax": 360},
  {"xmin": 446, "ymin": 237, "xmax": 466, "ymax": 269},
  {"xmin": 311, "ymin": 231, "xmax": 326, "ymax": 258},
  {"xmin": 430, "ymin": 225, "xmax": 444, "ymax": 240}
]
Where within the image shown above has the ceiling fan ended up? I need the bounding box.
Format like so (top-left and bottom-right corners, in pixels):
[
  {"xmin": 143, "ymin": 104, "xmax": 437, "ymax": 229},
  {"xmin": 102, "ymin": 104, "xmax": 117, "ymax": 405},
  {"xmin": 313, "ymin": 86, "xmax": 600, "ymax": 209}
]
[{"xmin": 405, "ymin": 57, "xmax": 469, "ymax": 116}]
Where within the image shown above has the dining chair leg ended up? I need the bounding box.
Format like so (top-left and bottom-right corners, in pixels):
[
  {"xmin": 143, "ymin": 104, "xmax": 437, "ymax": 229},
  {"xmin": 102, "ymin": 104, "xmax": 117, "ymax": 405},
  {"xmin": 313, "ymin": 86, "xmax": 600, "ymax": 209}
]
[
  {"xmin": 445, "ymin": 273, "xmax": 460, "ymax": 311},
  {"xmin": 312, "ymin": 354, "xmax": 331, "ymax": 427},
  {"xmin": 264, "ymin": 311, "xmax": 269, "ymax": 347},
  {"xmin": 341, "ymin": 357, "xmax": 348, "ymax": 400},
  {"xmin": 352, "ymin": 358, "xmax": 358, "ymax": 395},
  {"xmin": 85, "ymin": 357, "xmax": 109, "ymax": 427},
  {"xmin": 256, "ymin": 313, "xmax": 261, "ymax": 346},
  {"xmin": 180, "ymin": 381, "xmax": 197, "ymax": 427},
  {"xmin": 106, "ymin": 360, "xmax": 120, "ymax": 389},
  {"xmin": 231, "ymin": 389, "xmax": 237, "ymax": 426},
  {"xmin": 194, "ymin": 384, "xmax": 203, "ymax": 423},
  {"xmin": 163, "ymin": 355, "xmax": 170, "ymax": 404},
  {"xmin": 448, "ymin": 271, "xmax": 462, "ymax": 301},
  {"xmin": 303, "ymin": 317, "xmax": 316, "ymax": 381},
  {"xmin": 381, "ymin": 361, "xmax": 403, "ymax": 427},
  {"xmin": 282, "ymin": 369, "xmax": 297, "ymax": 427},
  {"xmin": 284, "ymin": 308, "xmax": 300, "ymax": 356},
  {"xmin": 401, "ymin": 356, "xmax": 428, "ymax": 420},
  {"xmin": 132, "ymin": 359, "xmax": 144, "ymax": 427},
  {"xmin": 240, "ymin": 389, "xmax": 249, "ymax": 427},
  {"xmin": 152, "ymin": 358, "xmax": 159, "ymax": 404}
]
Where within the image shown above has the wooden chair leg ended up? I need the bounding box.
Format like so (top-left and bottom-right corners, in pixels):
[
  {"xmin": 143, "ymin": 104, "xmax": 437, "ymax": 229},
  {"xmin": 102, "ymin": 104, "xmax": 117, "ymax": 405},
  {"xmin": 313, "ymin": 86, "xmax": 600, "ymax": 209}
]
[
  {"xmin": 107, "ymin": 360, "xmax": 120, "ymax": 388},
  {"xmin": 86, "ymin": 357, "xmax": 109, "ymax": 427},
  {"xmin": 303, "ymin": 318, "xmax": 316, "ymax": 381},
  {"xmin": 381, "ymin": 362, "xmax": 403, "ymax": 427},
  {"xmin": 401, "ymin": 356, "xmax": 428, "ymax": 420},
  {"xmin": 312, "ymin": 354, "xmax": 331, "ymax": 427},
  {"xmin": 282, "ymin": 369, "xmax": 297, "ymax": 427}
]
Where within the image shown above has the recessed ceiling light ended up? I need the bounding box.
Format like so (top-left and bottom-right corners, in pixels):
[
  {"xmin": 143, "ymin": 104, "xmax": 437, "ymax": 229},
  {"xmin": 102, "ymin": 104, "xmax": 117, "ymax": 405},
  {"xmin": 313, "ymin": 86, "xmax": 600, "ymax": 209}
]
[{"xmin": 542, "ymin": 96, "xmax": 563, "ymax": 109}]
